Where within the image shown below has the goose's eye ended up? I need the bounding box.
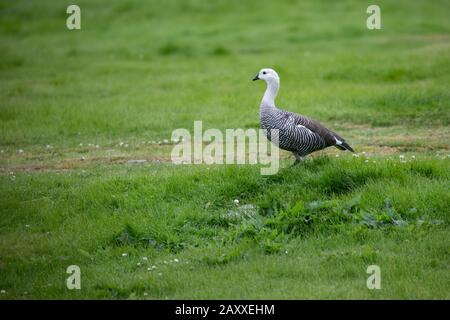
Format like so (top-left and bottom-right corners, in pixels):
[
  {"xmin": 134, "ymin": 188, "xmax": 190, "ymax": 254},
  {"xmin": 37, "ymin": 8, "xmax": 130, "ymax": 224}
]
[{"xmin": 262, "ymin": 71, "xmax": 267, "ymax": 75}]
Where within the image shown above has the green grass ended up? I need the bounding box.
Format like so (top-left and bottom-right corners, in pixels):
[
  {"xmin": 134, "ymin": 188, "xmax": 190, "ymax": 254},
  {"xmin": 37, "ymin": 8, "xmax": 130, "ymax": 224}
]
[
  {"xmin": 0, "ymin": 158, "xmax": 449, "ymax": 299},
  {"xmin": 0, "ymin": 0, "xmax": 449, "ymax": 299}
]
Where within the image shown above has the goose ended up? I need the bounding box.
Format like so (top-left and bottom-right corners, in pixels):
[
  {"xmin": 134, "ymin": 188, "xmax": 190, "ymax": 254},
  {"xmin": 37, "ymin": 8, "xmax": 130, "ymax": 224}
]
[{"xmin": 253, "ymin": 68, "xmax": 354, "ymax": 164}]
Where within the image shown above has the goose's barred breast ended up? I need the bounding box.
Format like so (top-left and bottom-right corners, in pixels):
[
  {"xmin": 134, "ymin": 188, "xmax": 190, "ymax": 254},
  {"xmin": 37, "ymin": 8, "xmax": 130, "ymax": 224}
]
[{"xmin": 260, "ymin": 107, "xmax": 338, "ymax": 157}]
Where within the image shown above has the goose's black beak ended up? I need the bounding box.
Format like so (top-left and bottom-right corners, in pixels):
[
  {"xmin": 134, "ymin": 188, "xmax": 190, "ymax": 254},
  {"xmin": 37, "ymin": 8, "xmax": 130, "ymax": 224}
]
[{"xmin": 252, "ymin": 74, "xmax": 259, "ymax": 81}]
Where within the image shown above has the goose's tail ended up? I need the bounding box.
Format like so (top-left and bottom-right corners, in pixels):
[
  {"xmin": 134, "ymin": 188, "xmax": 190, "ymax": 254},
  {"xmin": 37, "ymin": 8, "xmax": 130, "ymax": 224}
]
[{"xmin": 335, "ymin": 141, "xmax": 354, "ymax": 152}]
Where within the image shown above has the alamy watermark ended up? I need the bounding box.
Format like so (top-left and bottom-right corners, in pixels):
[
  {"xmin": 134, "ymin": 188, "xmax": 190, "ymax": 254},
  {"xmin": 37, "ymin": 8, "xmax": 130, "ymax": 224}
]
[
  {"xmin": 66, "ymin": 5, "xmax": 381, "ymax": 31},
  {"xmin": 366, "ymin": 265, "xmax": 381, "ymax": 290},
  {"xmin": 66, "ymin": 265, "xmax": 81, "ymax": 290},
  {"xmin": 66, "ymin": 5, "xmax": 81, "ymax": 30},
  {"xmin": 366, "ymin": 5, "xmax": 381, "ymax": 30},
  {"xmin": 171, "ymin": 121, "xmax": 280, "ymax": 175}
]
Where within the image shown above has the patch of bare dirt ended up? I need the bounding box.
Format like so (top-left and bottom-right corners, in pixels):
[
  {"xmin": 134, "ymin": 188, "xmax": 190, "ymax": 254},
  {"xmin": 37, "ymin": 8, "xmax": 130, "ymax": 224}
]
[{"xmin": 0, "ymin": 155, "xmax": 172, "ymax": 173}]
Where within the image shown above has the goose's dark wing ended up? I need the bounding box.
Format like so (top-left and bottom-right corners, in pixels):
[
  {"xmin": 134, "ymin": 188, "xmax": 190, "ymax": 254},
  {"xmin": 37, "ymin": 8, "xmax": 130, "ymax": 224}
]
[{"xmin": 287, "ymin": 112, "xmax": 354, "ymax": 152}]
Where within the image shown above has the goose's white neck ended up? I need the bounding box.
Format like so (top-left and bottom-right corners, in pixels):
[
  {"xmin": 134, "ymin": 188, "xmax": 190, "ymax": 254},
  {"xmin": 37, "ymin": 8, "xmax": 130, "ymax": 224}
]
[{"xmin": 261, "ymin": 78, "xmax": 279, "ymax": 108}]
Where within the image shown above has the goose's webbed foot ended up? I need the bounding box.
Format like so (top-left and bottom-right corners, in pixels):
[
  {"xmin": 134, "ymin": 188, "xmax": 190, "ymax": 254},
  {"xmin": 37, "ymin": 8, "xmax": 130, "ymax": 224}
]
[{"xmin": 290, "ymin": 154, "xmax": 305, "ymax": 167}]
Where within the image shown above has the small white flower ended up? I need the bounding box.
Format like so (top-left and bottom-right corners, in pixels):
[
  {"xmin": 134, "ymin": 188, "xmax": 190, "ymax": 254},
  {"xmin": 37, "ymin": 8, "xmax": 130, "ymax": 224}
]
[
  {"xmin": 411, "ymin": 155, "xmax": 416, "ymax": 159},
  {"xmin": 233, "ymin": 199, "xmax": 239, "ymax": 206},
  {"xmin": 1, "ymin": 290, "xmax": 6, "ymax": 294},
  {"xmin": 335, "ymin": 154, "xmax": 340, "ymax": 157},
  {"xmin": 80, "ymin": 156, "xmax": 85, "ymax": 161},
  {"xmin": 399, "ymin": 155, "xmax": 405, "ymax": 159},
  {"xmin": 25, "ymin": 224, "xmax": 30, "ymax": 228},
  {"xmin": 142, "ymin": 257, "xmax": 148, "ymax": 261},
  {"xmin": 119, "ymin": 142, "xmax": 124, "ymax": 146},
  {"xmin": 173, "ymin": 258, "xmax": 179, "ymax": 263},
  {"xmin": 18, "ymin": 149, "xmax": 23, "ymax": 153},
  {"xmin": 151, "ymin": 265, "xmax": 156, "ymax": 269},
  {"xmin": 364, "ymin": 159, "xmax": 369, "ymax": 163},
  {"xmin": 137, "ymin": 262, "xmax": 141, "ymax": 266},
  {"xmin": 147, "ymin": 267, "xmax": 152, "ymax": 271},
  {"xmin": 143, "ymin": 292, "xmax": 148, "ymax": 296},
  {"xmin": 122, "ymin": 253, "xmax": 128, "ymax": 257}
]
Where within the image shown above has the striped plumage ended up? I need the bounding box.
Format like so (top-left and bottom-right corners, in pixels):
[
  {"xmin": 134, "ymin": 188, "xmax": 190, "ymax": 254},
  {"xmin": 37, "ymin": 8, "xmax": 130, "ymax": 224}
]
[{"xmin": 253, "ymin": 68, "xmax": 354, "ymax": 162}]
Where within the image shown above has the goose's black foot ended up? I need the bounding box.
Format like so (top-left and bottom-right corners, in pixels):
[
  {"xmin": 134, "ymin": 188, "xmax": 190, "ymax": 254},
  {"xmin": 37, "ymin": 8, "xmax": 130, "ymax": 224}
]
[
  {"xmin": 291, "ymin": 159, "xmax": 301, "ymax": 167},
  {"xmin": 290, "ymin": 154, "xmax": 305, "ymax": 167}
]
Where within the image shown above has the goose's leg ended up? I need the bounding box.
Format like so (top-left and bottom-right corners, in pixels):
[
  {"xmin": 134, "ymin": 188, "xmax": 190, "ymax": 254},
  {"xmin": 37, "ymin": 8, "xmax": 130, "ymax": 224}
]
[{"xmin": 291, "ymin": 153, "xmax": 305, "ymax": 167}]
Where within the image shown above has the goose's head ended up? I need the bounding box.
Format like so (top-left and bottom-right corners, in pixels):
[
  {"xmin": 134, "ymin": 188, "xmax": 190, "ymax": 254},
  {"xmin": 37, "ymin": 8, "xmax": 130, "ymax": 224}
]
[{"xmin": 252, "ymin": 68, "xmax": 280, "ymax": 83}]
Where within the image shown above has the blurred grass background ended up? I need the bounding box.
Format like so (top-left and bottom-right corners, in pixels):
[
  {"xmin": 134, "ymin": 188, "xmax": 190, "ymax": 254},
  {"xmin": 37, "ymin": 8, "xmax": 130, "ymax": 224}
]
[{"xmin": 1, "ymin": 0, "xmax": 449, "ymax": 147}]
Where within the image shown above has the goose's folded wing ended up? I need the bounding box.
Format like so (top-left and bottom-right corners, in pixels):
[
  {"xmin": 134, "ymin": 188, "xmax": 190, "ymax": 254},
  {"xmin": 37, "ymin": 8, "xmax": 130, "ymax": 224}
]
[{"xmin": 287, "ymin": 112, "xmax": 337, "ymax": 147}]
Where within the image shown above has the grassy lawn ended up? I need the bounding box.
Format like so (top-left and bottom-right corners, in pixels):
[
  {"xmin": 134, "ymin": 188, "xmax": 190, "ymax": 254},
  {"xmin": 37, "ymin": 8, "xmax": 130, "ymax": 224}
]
[{"xmin": 0, "ymin": 0, "xmax": 449, "ymax": 299}]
